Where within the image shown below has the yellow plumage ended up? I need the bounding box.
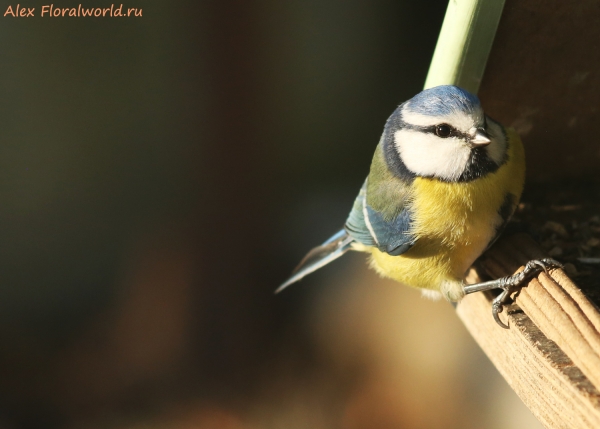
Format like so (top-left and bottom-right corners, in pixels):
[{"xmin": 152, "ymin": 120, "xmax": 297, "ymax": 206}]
[
  {"xmin": 276, "ymin": 85, "xmax": 535, "ymax": 318},
  {"xmin": 368, "ymin": 128, "xmax": 525, "ymax": 300}
]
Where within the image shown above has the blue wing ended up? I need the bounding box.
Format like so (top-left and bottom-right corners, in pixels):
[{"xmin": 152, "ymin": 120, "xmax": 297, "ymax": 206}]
[
  {"xmin": 276, "ymin": 229, "xmax": 353, "ymax": 293},
  {"xmin": 276, "ymin": 178, "xmax": 416, "ymax": 294},
  {"xmin": 344, "ymin": 180, "xmax": 416, "ymax": 256}
]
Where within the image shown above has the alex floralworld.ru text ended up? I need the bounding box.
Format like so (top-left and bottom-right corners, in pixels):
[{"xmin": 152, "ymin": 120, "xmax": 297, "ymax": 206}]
[{"xmin": 4, "ymin": 4, "xmax": 142, "ymax": 17}]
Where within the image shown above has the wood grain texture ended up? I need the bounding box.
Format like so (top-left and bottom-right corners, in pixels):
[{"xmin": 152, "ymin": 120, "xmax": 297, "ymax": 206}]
[{"xmin": 458, "ymin": 233, "xmax": 600, "ymax": 428}]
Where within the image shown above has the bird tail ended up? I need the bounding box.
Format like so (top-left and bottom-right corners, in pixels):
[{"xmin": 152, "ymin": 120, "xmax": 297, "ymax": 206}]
[{"xmin": 275, "ymin": 229, "xmax": 354, "ymax": 293}]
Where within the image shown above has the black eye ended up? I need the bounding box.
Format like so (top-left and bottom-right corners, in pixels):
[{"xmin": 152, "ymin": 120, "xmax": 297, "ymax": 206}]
[{"xmin": 435, "ymin": 124, "xmax": 452, "ymax": 137}]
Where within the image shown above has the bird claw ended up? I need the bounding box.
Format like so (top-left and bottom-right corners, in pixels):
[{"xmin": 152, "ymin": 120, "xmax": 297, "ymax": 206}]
[
  {"xmin": 521, "ymin": 258, "xmax": 563, "ymax": 279},
  {"xmin": 492, "ymin": 290, "xmax": 511, "ymax": 329},
  {"xmin": 490, "ymin": 258, "xmax": 562, "ymax": 329}
]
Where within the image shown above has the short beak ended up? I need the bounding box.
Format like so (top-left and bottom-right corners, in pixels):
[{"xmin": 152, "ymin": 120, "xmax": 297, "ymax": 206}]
[{"xmin": 470, "ymin": 129, "xmax": 491, "ymax": 147}]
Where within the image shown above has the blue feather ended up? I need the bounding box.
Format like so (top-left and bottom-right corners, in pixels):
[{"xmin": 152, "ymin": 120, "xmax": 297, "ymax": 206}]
[
  {"xmin": 345, "ymin": 181, "xmax": 416, "ymax": 256},
  {"xmin": 405, "ymin": 85, "xmax": 481, "ymax": 117},
  {"xmin": 344, "ymin": 181, "xmax": 377, "ymax": 246},
  {"xmin": 275, "ymin": 230, "xmax": 353, "ymax": 293},
  {"xmin": 365, "ymin": 205, "xmax": 415, "ymax": 255}
]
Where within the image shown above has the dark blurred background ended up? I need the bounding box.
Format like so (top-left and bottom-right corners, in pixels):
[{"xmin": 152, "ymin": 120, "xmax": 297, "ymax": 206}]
[{"xmin": 0, "ymin": 1, "xmax": 543, "ymax": 428}]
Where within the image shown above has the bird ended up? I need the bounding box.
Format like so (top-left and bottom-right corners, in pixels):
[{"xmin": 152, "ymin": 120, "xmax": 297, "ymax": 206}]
[{"xmin": 277, "ymin": 85, "xmax": 561, "ymax": 328}]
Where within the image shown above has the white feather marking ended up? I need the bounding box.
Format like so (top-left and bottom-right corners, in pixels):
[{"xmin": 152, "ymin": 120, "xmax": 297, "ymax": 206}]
[
  {"xmin": 394, "ymin": 129, "xmax": 471, "ymax": 181},
  {"xmin": 401, "ymin": 107, "xmax": 483, "ymax": 133},
  {"xmin": 362, "ymin": 187, "xmax": 379, "ymax": 246},
  {"xmin": 440, "ymin": 280, "xmax": 465, "ymax": 301},
  {"xmin": 421, "ymin": 289, "xmax": 443, "ymax": 300}
]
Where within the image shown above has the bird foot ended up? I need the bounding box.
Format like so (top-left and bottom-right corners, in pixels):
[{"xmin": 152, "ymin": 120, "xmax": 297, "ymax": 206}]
[{"xmin": 491, "ymin": 258, "xmax": 562, "ymax": 329}]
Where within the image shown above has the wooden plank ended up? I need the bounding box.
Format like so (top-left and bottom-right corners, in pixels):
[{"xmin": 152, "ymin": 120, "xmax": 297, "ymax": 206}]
[
  {"xmin": 424, "ymin": 0, "xmax": 506, "ymax": 93},
  {"xmin": 458, "ymin": 292, "xmax": 600, "ymax": 429},
  {"xmin": 477, "ymin": 0, "xmax": 600, "ymax": 180},
  {"xmin": 458, "ymin": 234, "xmax": 600, "ymax": 428}
]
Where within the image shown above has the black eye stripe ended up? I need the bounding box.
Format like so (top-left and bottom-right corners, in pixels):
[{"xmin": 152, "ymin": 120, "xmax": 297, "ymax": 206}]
[
  {"xmin": 403, "ymin": 124, "xmax": 469, "ymax": 139},
  {"xmin": 397, "ymin": 119, "xmax": 486, "ymax": 141}
]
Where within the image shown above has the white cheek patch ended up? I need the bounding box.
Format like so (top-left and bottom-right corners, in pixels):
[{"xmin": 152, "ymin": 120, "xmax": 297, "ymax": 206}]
[
  {"xmin": 485, "ymin": 118, "xmax": 507, "ymax": 165},
  {"xmin": 394, "ymin": 129, "xmax": 471, "ymax": 181},
  {"xmin": 401, "ymin": 105, "xmax": 483, "ymax": 132}
]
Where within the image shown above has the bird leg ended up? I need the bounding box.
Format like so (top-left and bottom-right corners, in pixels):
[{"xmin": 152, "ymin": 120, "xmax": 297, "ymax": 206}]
[{"xmin": 463, "ymin": 258, "xmax": 563, "ymax": 329}]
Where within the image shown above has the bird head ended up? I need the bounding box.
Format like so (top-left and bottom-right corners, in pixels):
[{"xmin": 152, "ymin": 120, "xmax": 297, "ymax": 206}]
[{"xmin": 386, "ymin": 85, "xmax": 507, "ymax": 182}]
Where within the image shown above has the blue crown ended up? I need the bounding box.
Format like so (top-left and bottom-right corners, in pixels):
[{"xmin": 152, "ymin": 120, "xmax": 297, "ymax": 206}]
[{"xmin": 406, "ymin": 85, "xmax": 481, "ymax": 117}]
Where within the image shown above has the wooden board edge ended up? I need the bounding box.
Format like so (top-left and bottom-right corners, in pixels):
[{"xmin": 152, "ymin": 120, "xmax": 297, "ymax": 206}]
[{"xmin": 457, "ymin": 292, "xmax": 600, "ymax": 428}]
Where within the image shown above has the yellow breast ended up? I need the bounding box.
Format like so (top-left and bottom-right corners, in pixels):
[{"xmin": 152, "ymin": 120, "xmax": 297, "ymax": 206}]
[{"xmin": 369, "ymin": 128, "xmax": 525, "ymax": 300}]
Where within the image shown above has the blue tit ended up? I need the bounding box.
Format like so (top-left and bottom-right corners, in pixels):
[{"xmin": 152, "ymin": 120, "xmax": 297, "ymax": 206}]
[{"xmin": 278, "ymin": 85, "xmax": 561, "ymax": 328}]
